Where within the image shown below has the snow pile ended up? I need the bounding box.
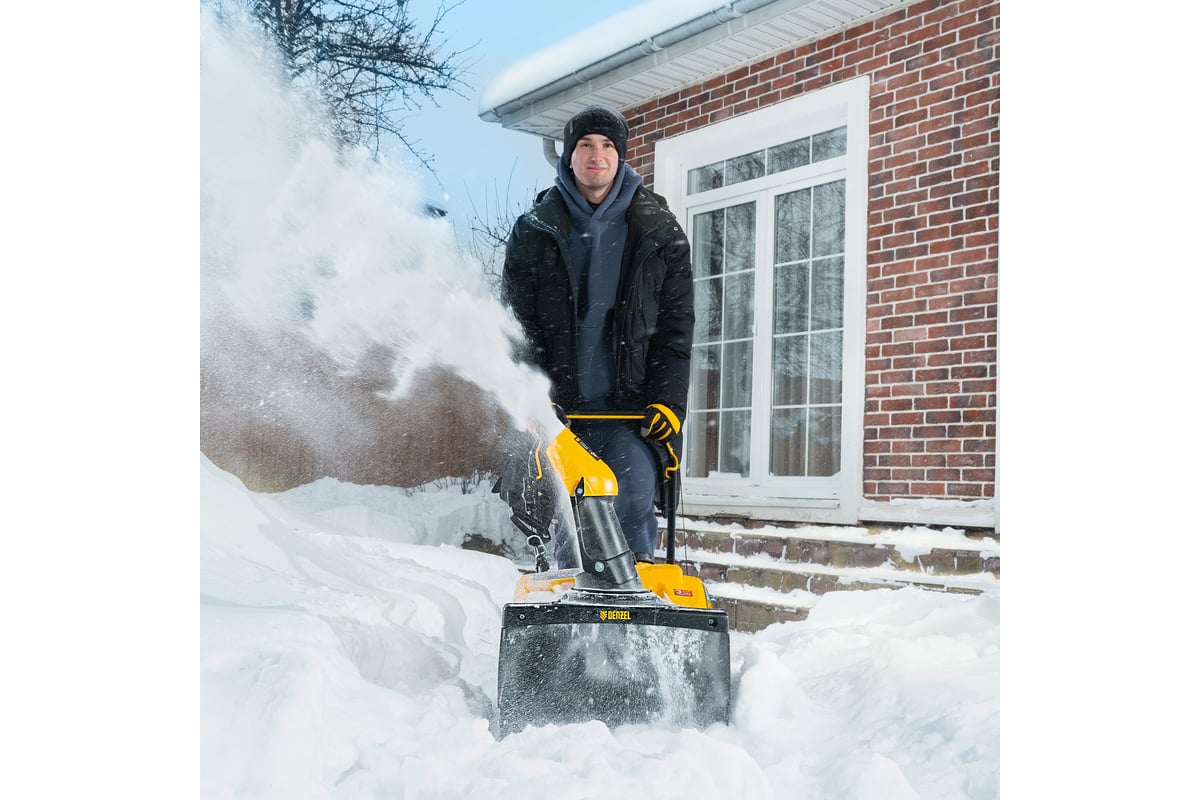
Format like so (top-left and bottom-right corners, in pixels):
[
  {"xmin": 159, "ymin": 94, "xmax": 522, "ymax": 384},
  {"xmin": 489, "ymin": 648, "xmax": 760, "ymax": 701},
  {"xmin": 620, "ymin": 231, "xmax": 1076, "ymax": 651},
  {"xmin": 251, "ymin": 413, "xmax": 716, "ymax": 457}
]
[
  {"xmin": 274, "ymin": 474, "xmax": 526, "ymax": 554},
  {"xmin": 201, "ymin": 453, "xmax": 999, "ymax": 799}
]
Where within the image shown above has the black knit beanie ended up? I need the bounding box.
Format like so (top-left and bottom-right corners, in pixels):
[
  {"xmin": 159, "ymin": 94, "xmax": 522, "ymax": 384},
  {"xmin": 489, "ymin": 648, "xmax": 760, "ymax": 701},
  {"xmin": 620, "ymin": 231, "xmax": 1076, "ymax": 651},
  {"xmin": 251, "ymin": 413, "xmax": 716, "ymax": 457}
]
[{"xmin": 561, "ymin": 105, "xmax": 629, "ymax": 166}]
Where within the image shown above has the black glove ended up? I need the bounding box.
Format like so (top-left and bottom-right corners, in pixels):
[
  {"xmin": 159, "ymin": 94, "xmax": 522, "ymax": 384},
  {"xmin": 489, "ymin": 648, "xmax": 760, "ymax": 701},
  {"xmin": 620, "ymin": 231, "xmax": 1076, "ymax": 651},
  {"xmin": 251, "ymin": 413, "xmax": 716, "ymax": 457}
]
[{"xmin": 640, "ymin": 403, "xmax": 681, "ymax": 442}]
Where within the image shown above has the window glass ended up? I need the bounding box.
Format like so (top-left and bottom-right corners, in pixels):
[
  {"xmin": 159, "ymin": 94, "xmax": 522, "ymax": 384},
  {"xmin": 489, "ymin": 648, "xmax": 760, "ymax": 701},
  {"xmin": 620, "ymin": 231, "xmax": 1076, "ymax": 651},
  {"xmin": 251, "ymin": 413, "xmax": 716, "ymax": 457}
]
[
  {"xmin": 773, "ymin": 262, "xmax": 809, "ymax": 336},
  {"xmin": 694, "ymin": 278, "xmax": 722, "ymax": 343},
  {"xmin": 691, "ymin": 410, "xmax": 720, "ymax": 477},
  {"xmin": 767, "ymin": 177, "xmax": 846, "ymax": 478},
  {"xmin": 806, "ymin": 407, "xmax": 842, "ymax": 476},
  {"xmin": 722, "ymin": 340, "xmax": 754, "ymax": 409},
  {"xmin": 720, "ymin": 410, "xmax": 751, "ymax": 477},
  {"xmin": 768, "ymin": 138, "xmax": 810, "ymax": 174},
  {"xmin": 688, "ymin": 161, "xmax": 724, "ymax": 194},
  {"xmin": 686, "ymin": 201, "xmax": 757, "ymax": 480},
  {"xmin": 774, "ymin": 188, "xmax": 811, "ymax": 264},
  {"xmin": 724, "ymin": 271, "xmax": 755, "ymax": 341},
  {"xmin": 770, "ymin": 408, "xmax": 805, "ymax": 477},
  {"xmin": 691, "ymin": 344, "xmax": 721, "ymax": 409},
  {"xmin": 813, "ymin": 180, "xmax": 845, "ymax": 259},
  {"xmin": 807, "ymin": 330, "xmax": 843, "ymax": 407},
  {"xmin": 772, "ymin": 334, "xmax": 807, "ymax": 407},
  {"xmin": 687, "ymin": 126, "xmax": 846, "ymax": 195},
  {"xmin": 812, "ymin": 255, "xmax": 844, "ymax": 331},
  {"xmin": 727, "ymin": 151, "xmax": 765, "ymax": 184},
  {"xmin": 724, "ymin": 203, "xmax": 756, "ymax": 273},
  {"xmin": 812, "ymin": 126, "xmax": 847, "ymax": 162},
  {"xmin": 692, "ymin": 210, "xmax": 723, "ymax": 279}
]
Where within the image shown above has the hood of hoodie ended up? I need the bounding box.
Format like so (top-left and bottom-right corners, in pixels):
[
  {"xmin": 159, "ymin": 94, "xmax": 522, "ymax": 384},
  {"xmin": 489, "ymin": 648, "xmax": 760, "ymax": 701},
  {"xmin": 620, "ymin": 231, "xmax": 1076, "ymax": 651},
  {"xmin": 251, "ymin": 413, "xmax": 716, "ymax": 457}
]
[
  {"xmin": 553, "ymin": 160, "xmax": 643, "ymax": 406},
  {"xmin": 555, "ymin": 159, "xmax": 642, "ymax": 222}
]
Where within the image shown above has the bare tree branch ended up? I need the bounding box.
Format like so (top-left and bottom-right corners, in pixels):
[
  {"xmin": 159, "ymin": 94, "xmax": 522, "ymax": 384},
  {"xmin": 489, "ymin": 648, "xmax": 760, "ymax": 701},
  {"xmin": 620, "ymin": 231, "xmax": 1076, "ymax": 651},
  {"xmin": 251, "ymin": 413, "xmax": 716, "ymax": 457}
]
[
  {"xmin": 464, "ymin": 162, "xmax": 541, "ymax": 293},
  {"xmin": 230, "ymin": 0, "xmax": 474, "ymax": 168}
]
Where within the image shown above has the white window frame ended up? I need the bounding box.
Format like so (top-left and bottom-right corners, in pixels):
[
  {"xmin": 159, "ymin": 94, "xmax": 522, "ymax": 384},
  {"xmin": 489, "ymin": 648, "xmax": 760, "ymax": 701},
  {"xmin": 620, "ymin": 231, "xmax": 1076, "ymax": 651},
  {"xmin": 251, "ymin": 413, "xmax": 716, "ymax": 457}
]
[{"xmin": 655, "ymin": 77, "xmax": 868, "ymax": 524}]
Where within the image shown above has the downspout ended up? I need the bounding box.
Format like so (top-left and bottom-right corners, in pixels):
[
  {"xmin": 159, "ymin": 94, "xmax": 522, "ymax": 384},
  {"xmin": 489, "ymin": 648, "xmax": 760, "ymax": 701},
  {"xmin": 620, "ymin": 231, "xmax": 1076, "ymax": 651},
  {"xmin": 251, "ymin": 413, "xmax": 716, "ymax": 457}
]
[{"xmin": 542, "ymin": 137, "xmax": 560, "ymax": 168}]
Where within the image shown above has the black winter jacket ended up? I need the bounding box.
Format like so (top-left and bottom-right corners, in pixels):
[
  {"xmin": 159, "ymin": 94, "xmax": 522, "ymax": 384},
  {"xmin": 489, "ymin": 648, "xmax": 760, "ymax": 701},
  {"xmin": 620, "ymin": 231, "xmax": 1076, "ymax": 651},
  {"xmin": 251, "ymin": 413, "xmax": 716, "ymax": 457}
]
[{"xmin": 501, "ymin": 183, "xmax": 695, "ymax": 416}]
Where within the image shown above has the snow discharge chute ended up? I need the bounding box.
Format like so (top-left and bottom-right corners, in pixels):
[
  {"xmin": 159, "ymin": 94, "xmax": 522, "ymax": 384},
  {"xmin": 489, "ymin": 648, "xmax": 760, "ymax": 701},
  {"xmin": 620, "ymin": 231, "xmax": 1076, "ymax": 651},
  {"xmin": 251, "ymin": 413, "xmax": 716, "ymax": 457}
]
[{"xmin": 494, "ymin": 423, "xmax": 731, "ymax": 736}]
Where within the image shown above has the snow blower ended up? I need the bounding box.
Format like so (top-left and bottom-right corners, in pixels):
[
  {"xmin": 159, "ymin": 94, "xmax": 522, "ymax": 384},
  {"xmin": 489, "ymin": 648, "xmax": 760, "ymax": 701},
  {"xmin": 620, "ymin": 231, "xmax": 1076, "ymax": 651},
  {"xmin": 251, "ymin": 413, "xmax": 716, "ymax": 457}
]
[{"xmin": 493, "ymin": 414, "xmax": 730, "ymax": 737}]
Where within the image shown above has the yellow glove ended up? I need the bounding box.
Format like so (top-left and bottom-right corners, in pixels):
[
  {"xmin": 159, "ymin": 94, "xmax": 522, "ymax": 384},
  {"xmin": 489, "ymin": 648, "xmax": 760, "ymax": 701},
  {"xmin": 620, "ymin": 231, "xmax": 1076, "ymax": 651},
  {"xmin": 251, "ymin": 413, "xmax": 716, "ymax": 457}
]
[{"xmin": 640, "ymin": 403, "xmax": 681, "ymax": 442}]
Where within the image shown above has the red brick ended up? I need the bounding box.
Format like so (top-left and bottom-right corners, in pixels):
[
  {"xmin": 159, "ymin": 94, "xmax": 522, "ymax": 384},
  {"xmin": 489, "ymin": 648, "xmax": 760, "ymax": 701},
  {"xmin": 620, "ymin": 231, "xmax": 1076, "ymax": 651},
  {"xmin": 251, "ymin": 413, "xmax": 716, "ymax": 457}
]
[
  {"xmin": 913, "ymin": 395, "xmax": 949, "ymax": 411},
  {"xmin": 632, "ymin": 0, "xmax": 999, "ymax": 505},
  {"xmin": 879, "ymin": 398, "xmax": 914, "ymax": 412}
]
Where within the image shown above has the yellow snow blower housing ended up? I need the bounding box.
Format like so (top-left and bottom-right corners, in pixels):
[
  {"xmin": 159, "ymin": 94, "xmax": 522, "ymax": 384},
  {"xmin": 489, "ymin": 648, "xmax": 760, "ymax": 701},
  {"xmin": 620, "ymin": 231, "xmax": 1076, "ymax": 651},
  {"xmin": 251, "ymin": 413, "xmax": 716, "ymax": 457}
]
[
  {"xmin": 512, "ymin": 562, "xmax": 714, "ymax": 610},
  {"xmin": 541, "ymin": 425, "xmax": 618, "ymax": 498},
  {"xmin": 494, "ymin": 423, "xmax": 731, "ymax": 737}
]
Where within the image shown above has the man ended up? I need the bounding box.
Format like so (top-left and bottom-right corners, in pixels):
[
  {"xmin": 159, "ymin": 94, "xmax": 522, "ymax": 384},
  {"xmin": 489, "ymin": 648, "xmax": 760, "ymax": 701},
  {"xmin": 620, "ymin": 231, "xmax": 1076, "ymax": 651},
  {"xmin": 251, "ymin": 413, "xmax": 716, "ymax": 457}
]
[{"xmin": 501, "ymin": 105, "xmax": 695, "ymax": 566}]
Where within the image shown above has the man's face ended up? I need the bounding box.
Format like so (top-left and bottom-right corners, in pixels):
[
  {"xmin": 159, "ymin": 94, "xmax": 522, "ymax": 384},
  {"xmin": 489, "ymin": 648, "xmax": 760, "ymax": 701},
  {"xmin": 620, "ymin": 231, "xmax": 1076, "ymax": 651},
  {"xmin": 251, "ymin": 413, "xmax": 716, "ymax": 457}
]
[{"xmin": 569, "ymin": 133, "xmax": 620, "ymax": 203}]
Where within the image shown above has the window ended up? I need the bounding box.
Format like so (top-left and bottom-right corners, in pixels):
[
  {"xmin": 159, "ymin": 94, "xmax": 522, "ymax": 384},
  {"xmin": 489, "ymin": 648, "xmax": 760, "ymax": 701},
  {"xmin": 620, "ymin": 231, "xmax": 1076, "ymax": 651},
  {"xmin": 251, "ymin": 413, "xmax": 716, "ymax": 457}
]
[
  {"xmin": 686, "ymin": 127, "xmax": 848, "ymax": 194},
  {"xmin": 770, "ymin": 178, "xmax": 845, "ymax": 479},
  {"xmin": 690, "ymin": 201, "xmax": 756, "ymax": 478},
  {"xmin": 654, "ymin": 79, "xmax": 867, "ymax": 522}
]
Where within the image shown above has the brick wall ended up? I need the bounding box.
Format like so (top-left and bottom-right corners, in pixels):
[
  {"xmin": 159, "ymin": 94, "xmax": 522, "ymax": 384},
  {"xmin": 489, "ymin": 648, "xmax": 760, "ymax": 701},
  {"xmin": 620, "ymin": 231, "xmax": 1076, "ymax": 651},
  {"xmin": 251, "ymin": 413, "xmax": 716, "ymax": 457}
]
[{"xmin": 622, "ymin": 0, "xmax": 998, "ymax": 502}]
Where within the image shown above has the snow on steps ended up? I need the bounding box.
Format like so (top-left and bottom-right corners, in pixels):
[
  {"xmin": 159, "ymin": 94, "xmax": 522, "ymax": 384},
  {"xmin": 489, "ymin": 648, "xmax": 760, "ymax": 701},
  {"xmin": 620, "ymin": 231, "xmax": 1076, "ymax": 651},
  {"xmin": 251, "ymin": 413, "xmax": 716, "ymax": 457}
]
[{"xmin": 656, "ymin": 517, "xmax": 1000, "ymax": 633}]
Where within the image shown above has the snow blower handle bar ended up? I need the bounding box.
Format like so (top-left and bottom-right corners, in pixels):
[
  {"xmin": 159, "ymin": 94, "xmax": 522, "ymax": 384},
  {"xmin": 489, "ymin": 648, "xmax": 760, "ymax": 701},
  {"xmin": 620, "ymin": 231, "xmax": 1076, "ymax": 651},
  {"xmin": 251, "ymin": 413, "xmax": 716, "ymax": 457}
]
[{"xmin": 563, "ymin": 410, "xmax": 680, "ymax": 566}]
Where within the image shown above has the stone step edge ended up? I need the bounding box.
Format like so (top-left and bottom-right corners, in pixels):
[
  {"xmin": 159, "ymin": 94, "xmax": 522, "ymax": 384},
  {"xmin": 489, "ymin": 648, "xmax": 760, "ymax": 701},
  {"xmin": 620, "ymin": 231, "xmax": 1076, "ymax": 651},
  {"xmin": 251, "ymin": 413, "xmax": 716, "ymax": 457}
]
[
  {"xmin": 660, "ymin": 531, "xmax": 1000, "ymax": 576},
  {"xmin": 659, "ymin": 517, "xmax": 1000, "ymax": 555},
  {"xmin": 672, "ymin": 547, "xmax": 1000, "ymax": 593},
  {"xmin": 708, "ymin": 593, "xmax": 811, "ymax": 632},
  {"xmin": 672, "ymin": 539, "xmax": 1000, "ymax": 577}
]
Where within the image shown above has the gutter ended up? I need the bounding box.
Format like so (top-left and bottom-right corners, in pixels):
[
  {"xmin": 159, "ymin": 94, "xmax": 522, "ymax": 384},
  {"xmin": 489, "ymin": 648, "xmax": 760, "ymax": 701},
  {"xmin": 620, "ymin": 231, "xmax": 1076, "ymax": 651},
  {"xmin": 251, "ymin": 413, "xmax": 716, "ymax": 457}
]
[{"xmin": 479, "ymin": 0, "xmax": 779, "ymax": 135}]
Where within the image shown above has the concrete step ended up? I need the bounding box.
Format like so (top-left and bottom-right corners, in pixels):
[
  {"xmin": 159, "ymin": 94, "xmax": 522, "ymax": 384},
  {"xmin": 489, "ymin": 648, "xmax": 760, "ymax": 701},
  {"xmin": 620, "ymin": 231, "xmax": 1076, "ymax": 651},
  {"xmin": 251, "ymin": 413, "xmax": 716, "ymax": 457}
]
[
  {"xmin": 663, "ymin": 551, "xmax": 998, "ymax": 633},
  {"xmin": 654, "ymin": 517, "xmax": 1000, "ymax": 632},
  {"xmin": 661, "ymin": 517, "xmax": 1000, "ymax": 578}
]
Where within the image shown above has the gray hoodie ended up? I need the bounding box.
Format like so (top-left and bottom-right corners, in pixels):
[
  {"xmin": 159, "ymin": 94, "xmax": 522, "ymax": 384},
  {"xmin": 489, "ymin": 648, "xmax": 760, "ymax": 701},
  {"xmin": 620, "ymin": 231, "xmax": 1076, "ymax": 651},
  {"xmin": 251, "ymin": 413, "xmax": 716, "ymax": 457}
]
[{"xmin": 554, "ymin": 159, "xmax": 643, "ymax": 406}]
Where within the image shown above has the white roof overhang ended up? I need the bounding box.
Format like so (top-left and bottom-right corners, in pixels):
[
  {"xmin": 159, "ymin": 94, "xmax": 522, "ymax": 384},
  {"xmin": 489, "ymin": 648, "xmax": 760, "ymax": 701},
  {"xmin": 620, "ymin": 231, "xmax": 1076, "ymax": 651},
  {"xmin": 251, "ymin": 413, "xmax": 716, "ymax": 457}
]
[{"xmin": 479, "ymin": 0, "xmax": 915, "ymax": 140}]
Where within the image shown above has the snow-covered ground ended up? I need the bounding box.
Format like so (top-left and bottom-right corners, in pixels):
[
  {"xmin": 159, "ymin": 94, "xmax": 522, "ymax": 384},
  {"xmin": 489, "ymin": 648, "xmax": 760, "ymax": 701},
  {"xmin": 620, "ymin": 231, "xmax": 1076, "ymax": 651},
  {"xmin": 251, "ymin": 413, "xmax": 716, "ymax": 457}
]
[
  {"xmin": 201, "ymin": 452, "xmax": 999, "ymax": 799},
  {"xmin": 189, "ymin": 10, "xmax": 999, "ymax": 797}
]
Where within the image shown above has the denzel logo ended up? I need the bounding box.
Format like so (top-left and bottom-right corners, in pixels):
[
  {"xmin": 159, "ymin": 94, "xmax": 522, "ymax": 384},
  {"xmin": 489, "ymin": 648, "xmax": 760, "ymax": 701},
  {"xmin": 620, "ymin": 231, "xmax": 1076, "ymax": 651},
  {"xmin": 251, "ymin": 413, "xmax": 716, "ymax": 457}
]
[{"xmin": 599, "ymin": 609, "xmax": 631, "ymax": 621}]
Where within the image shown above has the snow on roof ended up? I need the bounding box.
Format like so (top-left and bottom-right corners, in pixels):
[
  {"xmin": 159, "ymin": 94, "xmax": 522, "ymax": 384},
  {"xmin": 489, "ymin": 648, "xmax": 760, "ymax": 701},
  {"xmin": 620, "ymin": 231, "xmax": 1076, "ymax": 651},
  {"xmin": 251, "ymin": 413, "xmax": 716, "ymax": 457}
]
[
  {"xmin": 478, "ymin": 0, "xmax": 911, "ymax": 138},
  {"xmin": 478, "ymin": 0, "xmax": 733, "ymax": 114}
]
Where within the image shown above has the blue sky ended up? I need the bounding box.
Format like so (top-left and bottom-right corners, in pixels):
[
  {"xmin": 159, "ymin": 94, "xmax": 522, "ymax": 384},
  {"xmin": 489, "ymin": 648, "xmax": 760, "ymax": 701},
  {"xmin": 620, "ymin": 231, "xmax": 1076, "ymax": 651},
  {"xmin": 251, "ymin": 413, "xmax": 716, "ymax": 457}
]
[{"xmin": 403, "ymin": 0, "xmax": 650, "ymax": 230}]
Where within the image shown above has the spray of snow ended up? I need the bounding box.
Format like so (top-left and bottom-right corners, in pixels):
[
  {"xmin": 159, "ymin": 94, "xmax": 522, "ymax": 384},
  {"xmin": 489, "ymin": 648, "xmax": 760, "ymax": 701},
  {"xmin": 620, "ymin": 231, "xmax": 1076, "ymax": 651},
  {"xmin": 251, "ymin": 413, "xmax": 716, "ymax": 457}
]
[{"xmin": 200, "ymin": 7, "xmax": 559, "ymax": 436}]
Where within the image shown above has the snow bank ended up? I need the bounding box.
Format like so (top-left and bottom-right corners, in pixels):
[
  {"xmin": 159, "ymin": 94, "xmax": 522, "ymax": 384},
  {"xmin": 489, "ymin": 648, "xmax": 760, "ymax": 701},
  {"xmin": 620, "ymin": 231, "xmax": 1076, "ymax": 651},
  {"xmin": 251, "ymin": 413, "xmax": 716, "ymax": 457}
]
[{"xmin": 201, "ymin": 454, "xmax": 999, "ymax": 799}]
